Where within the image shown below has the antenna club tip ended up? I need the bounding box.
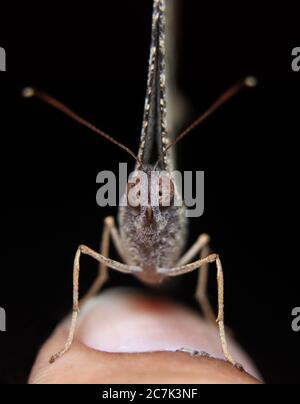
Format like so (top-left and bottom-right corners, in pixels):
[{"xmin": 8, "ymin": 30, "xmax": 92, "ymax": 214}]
[
  {"xmin": 244, "ymin": 76, "xmax": 258, "ymax": 88},
  {"xmin": 22, "ymin": 87, "xmax": 35, "ymax": 98}
]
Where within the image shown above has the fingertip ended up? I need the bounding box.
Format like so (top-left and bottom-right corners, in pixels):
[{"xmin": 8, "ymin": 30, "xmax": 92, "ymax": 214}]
[{"xmin": 29, "ymin": 288, "xmax": 262, "ymax": 384}]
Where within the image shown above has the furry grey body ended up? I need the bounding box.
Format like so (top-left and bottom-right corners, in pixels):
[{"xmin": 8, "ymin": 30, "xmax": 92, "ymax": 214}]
[{"xmin": 118, "ymin": 193, "xmax": 187, "ymax": 285}]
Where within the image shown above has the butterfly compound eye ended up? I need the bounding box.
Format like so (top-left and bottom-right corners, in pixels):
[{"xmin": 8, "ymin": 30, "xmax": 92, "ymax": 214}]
[
  {"xmin": 127, "ymin": 176, "xmax": 142, "ymax": 209},
  {"xmin": 158, "ymin": 173, "xmax": 175, "ymax": 208}
]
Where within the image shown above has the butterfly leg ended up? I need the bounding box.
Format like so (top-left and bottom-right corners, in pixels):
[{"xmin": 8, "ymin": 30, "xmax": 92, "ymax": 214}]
[
  {"xmin": 158, "ymin": 254, "xmax": 236, "ymax": 367},
  {"xmin": 178, "ymin": 234, "xmax": 215, "ymax": 323},
  {"xmin": 79, "ymin": 216, "xmax": 126, "ymax": 307},
  {"xmin": 49, "ymin": 243, "xmax": 141, "ymax": 364}
]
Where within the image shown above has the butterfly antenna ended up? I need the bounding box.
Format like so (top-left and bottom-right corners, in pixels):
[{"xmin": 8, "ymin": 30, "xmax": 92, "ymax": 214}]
[
  {"xmin": 154, "ymin": 76, "xmax": 257, "ymax": 169},
  {"xmin": 22, "ymin": 87, "xmax": 141, "ymax": 165}
]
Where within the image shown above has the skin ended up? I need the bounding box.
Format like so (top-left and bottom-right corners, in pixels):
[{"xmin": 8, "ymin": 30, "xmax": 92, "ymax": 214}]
[{"xmin": 29, "ymin": 288, "xmax": 262, "ymax": 384}]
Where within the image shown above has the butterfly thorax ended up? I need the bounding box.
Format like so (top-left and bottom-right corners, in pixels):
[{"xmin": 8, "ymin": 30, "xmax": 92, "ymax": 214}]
[{"xmin": 118, "ymin": 168, "xmax": 187, "ymax": 285}]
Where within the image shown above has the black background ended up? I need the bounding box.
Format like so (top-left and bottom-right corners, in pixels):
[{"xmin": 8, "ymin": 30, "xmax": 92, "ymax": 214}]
[{"xmin": 0, "ymin": 0, "xmax": 299, "ymax": 384}]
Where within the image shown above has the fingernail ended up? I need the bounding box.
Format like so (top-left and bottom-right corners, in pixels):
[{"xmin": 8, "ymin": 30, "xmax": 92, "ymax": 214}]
[{"xmin": 70, "ymin": 287, "xmax": 260, "ymax": 379}]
